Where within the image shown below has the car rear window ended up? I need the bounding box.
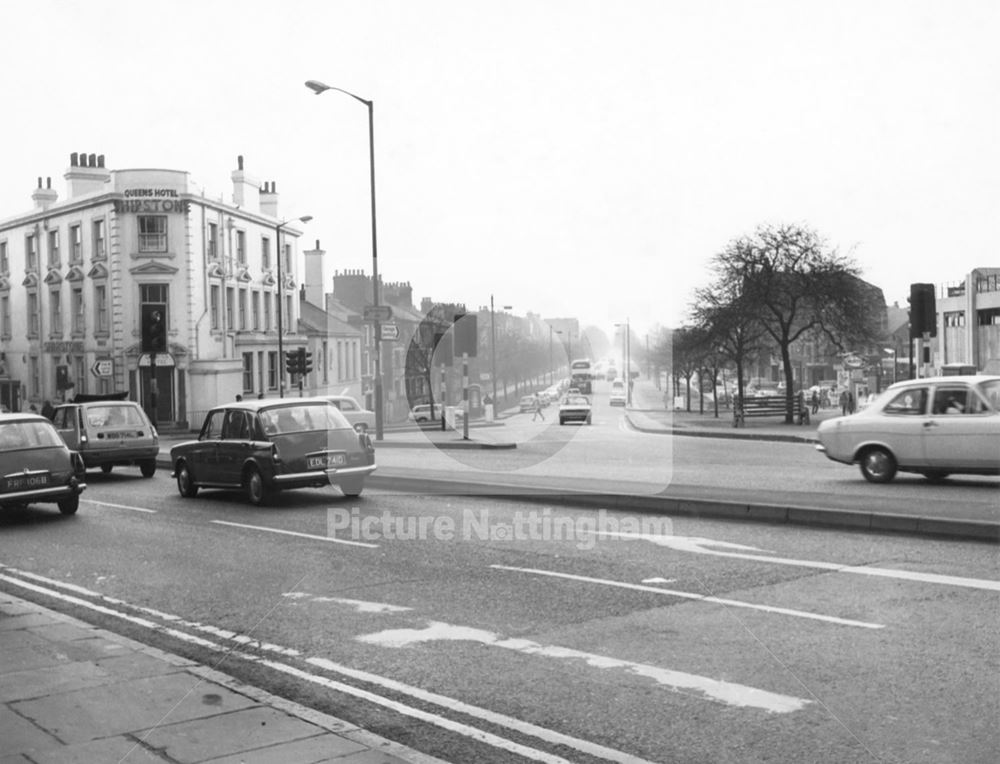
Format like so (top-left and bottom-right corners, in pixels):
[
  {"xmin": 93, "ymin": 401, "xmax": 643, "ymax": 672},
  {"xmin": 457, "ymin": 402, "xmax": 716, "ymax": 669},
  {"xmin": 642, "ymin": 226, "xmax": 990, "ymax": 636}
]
[
  {"xmin": 86, "ymin": 405, "xmax": 146, "ymax": 428},
  {"xmin": 0, "ymin": 421, "xmax": 64, "ymax": 451},
  {"xmin": 260, "ymin": 404, "xmax": 350, "ymax": 434}
]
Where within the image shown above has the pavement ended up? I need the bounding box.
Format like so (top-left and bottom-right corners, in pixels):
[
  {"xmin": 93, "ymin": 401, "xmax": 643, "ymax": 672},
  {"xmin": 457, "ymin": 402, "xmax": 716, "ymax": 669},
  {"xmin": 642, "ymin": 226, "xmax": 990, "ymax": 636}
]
[{"xmin": 0, "ymin": 591, "xmax": 447, "ymax": 764}]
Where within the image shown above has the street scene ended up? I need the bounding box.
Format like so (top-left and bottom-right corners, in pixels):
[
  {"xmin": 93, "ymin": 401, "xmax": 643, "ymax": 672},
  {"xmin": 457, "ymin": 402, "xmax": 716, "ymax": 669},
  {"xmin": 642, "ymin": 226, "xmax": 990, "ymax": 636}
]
[{"xmin": 2, "ymin": 3, "xmax": 999, "ymax": 763}]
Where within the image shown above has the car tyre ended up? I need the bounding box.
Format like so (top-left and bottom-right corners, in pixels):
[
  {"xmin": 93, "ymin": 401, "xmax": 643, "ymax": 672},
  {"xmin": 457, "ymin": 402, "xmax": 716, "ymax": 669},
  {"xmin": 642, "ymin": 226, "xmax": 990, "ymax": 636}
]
[
  {"xmin": 140, "ymin": 460, "xmax": 156, "ymax": 478},
  {"xmin": 244, "ymin": 466, "xmax": 269, "ymax": 506},
  {"xmin": 175, "ymin": 462, "xmax": 199, "ymax": 498},
  {"xmin": 859, "ymin": 447, "xmax": 897, "ymax": 483},
  {"xmin": 559, "ymin": 418, "xmax": 565, "ymax": 426},
  {"xmin": 340, "ymin": 478, "xmax": 364, "ymax": 498},
  {"xmin": 101, "ymin": 464, "xmax": 113, "ymax": 474},
  {"xmin": 58, "ymin": 494, "xmax": 79, "ymax": 515}
]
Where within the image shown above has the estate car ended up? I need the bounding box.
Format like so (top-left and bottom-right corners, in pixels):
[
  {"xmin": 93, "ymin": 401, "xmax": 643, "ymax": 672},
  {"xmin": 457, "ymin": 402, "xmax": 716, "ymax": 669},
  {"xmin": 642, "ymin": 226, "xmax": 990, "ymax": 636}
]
[
  {"xmin": 0, "ymin": 413, "xmax": 86, "ymax": 515},
  {"xmin": 52, "ymin": 399, "xmax": 159, "ymax": 477}
]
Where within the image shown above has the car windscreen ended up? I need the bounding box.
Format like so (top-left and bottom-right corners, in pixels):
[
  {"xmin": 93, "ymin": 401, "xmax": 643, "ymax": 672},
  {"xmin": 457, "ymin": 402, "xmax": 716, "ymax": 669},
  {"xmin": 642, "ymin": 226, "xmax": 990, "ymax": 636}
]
[
  {"xmin": 260, "ymin": 404, "xmax": 351, "ymax": 434},
  {"xmin": 86, "ymin": 405, "xmax": 146, "ymax": 428},
  {"xmin": 0, "ymin": 421, "xmax": 65, "ymax": 451},
  {"xmin": 976, "ymin": 379, "xmax": 1000, "ymax": 412}
]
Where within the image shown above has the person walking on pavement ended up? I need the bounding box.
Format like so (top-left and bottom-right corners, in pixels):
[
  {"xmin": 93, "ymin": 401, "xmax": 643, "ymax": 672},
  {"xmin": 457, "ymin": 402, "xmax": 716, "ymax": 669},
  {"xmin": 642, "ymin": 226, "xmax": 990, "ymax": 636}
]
[
  {"xmin": 531, "ymin": 394, "xmax": 545, "ymax": 422},
  {"xmin": 839, "ymin": 389, "xmax": 849, "ymax": 416}
]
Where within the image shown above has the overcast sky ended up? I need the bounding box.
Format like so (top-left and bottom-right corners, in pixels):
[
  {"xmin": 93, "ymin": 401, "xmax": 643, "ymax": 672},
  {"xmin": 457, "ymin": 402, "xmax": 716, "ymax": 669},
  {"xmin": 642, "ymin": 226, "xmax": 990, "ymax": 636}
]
[{"xmin": 2, "ymin": 0, "xmax": 997, "ymax": 339}]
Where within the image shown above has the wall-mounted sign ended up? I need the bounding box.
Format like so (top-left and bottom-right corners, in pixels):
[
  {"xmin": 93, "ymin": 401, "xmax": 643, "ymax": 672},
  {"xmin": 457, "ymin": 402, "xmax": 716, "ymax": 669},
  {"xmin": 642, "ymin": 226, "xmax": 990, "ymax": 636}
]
[
  {"xmin": 44, "ymin": 340, "xmax": 85, "ymax": 354},
  {"xmin": 138, "ymin": 353, "xmax": 175, "ymax": 367},
  {"xmin": 91, "ymin": 359, "xmax": 113, "ymax": 377},
  {"xmin": 114, "ymin": 188, "xmax": 189, "ymax": 214},
  {"xmin": 381, "ymin": 323, "xmax": 399, "ymax": 340}
]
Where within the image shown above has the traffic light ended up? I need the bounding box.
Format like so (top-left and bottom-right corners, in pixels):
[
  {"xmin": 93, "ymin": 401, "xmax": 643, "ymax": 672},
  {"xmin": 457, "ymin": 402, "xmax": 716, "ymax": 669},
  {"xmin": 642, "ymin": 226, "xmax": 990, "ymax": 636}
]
[
  {"xmin": 285, "ymin": 350, "xmax": 300, "ymax": 376},
  {"xmin": 141, "ymin": 306, "xmax": 167, "ymax": 353},
  {"xmin": 300, "ymin": 348, "xmax": 313, "ymax": 375},
  {"xmin": 908, "ymin": 283, "xmax": 937, "ymax": 339},
  {"xmin": 454, "ymin": 312, "xmax": 478, "ymax": 357}
]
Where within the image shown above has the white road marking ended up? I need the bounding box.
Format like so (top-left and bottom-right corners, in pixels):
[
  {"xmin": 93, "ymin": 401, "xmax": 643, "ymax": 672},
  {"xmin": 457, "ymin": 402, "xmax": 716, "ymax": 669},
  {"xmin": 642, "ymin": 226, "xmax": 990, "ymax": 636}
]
[
  {"xmin": 0, "ymin": 567, "xmax": 652, "ymax": 764},
  {"xmin": 641, "ymin": 577, "xmax": 677, "ymax": 584},
  {"xmin": 358, "ymin": 621, "xmax": 810, "ymax": 714},
  {"xmin": 210, "ymin": 520, "xmax": 378, "ymax": 548},
  {"xmin": 282, "ymin": 593, "xmax": 412, "ymax": 613},
  {"xmin": 491, "ymin": 564, "xmax": 884, "ymax": 629},
  {"xmin": 596, "ymin": 533, "xmax": 1000, "ymax": 592},
  {"xmin": 83, "ymin": 499, "xmax": 156, "ymax": 513}
]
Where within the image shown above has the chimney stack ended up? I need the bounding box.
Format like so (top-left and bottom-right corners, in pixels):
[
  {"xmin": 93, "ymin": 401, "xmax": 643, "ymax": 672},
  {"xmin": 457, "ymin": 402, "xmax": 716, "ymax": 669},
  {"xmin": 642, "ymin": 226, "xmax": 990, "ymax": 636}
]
[
  {"xmin": 303, "ymin": 239, "xmax": 326, "ymax": 307},
  {"xmin": 32, "ymin": 175, "xmax": 58, "ymax": 210},
  {"xmin": 259, "ymin": 180, "xmax": 278, "ymax": 219},
  {"xmin": 64, "ymin": 151, "xmax": 111, "ymax": 198},
  {"xmin": 231, "ymin": 154, "xmax": 260, "ymax": 209}
]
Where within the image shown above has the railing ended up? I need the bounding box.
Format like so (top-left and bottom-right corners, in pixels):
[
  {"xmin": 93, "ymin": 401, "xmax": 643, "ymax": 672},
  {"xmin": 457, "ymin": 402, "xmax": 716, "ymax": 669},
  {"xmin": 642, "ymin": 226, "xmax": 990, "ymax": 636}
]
[{"xmin": 733, "ymin": 393, "xmax": 809, "ymax": 427}]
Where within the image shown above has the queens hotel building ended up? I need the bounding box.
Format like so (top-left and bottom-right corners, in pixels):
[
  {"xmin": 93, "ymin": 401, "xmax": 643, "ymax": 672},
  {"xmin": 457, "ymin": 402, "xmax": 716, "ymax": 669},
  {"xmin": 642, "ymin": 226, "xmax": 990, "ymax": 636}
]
[{"xmin": 0, "ymin": 153, "xmax": 308, "ymax": 428}]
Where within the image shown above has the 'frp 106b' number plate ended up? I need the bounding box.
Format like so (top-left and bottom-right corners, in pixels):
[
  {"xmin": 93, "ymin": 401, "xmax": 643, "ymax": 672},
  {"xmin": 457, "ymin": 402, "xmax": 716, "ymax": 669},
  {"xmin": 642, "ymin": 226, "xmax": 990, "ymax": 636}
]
[{"xmin": 3, "ymin": 472, "xmax": 51, "ymax": 492}]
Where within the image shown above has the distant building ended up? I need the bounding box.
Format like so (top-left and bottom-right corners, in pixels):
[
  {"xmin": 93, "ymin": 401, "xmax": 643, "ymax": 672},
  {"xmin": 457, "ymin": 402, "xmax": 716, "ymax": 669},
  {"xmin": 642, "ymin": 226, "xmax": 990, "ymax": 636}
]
[
  {"xmin": 0, "ymin": 154, "xmax": 308, "ymax": 425},
  {"xmin": 933, "ymin": 268, "xmax": 1000, "ymax": 373}
]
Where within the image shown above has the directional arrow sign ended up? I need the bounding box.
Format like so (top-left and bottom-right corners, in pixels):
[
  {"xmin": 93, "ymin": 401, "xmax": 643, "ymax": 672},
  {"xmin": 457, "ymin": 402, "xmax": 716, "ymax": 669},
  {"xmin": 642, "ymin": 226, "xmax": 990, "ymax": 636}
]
[
  {"xmin": 363, "ymin": 305, "xmax": 393, "ymax": 321},
  {"xmin": 380, "ymin": 323, "xmax": 399, "ymax": 340},
  {"xmin": 91, "ymin": 359, "xmax": 114, "ymax": 377}
]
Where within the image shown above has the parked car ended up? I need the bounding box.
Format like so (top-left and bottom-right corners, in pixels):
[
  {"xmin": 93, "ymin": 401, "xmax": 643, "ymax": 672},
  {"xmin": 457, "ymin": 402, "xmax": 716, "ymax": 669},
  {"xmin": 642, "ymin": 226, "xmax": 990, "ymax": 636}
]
[
  {"xmin": 816, "ymin": 375, "xmax": 1000, "ymax": 483},
  {"xmin": 519, "ymin": 395, "xmax": 537, "ymax": 413},
  {"xmin": 170, "ymin": 398, "xmax": 376, "ymax": 505},
  {"xmin": 52, "ymin": 399, "xmax": 159, "ymax": 477},
  {"xmin": 606, "ymin": 367, "xmax": 618, "ymax": 381},
  {"xmin": 321, "ymin": 395, "xmax": 375, "ymax": 432},
  {"xmin": 559, "ymin": 394, "xmax": 593, "ymax": 425},
  {"xmin": 609, "ymin": 379, "xmax": 627, "ymax": 407},
  {"xmin": 0, "ymin": 413, "xmax": 87, "ymax": 515},
  {"xmin": 409, "ymin": 404, "xmax": 437, "ymax": 423}
]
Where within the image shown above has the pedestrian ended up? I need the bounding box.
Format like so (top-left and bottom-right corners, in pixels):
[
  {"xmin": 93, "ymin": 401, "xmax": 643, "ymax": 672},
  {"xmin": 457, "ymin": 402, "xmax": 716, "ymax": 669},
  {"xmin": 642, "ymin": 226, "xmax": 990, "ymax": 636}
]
[
  {"xmin": 810, "ymin": 390, "xmax": 819, "ymax": 415},
  {"xmin": 235, "ymin": 394, "xmax": 243, "ymax": 402},
  {"xmin": 531, "ymin": 395, "xmax": 545, "ymax": 422},
  {"xmin": 839, "ymin": 390, "xmax": 849, "ymax": 416},
  {"xmin": 847, "ymin": 391, "xmax": 856, "ymax": 414},
  {"xmin": 41, "ymin": 400, "xmax": 55, "ymax": 420},
  {"xmin": 257, "ymin": 392, "xmax": 264, "ymax": 400}
]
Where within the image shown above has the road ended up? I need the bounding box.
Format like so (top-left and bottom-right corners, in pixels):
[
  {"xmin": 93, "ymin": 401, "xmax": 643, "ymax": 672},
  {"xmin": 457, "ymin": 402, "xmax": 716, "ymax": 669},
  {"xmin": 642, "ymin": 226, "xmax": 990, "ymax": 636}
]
[{"xmin": 2, "ymin": 469, "xmax": 998, "ymax": 763}]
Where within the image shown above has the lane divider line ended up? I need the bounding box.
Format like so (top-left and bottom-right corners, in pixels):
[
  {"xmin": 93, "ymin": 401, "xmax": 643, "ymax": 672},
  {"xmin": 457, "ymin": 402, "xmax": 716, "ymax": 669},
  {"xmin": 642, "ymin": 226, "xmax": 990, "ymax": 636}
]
[
  {"xmin": 210, "ymin": 520, "xmax": 379, "ymax": 548},
  {"xmin": 82, "ymin": 499, "xmax": 157, "ymax": 513}
]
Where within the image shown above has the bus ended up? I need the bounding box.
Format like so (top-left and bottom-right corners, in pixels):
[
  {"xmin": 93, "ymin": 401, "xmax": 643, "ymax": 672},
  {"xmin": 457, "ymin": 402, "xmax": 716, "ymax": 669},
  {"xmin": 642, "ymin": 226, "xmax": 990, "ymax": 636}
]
[{"xmin": 570, "ymin": 359, "xmax": 593, "ymax": 394}]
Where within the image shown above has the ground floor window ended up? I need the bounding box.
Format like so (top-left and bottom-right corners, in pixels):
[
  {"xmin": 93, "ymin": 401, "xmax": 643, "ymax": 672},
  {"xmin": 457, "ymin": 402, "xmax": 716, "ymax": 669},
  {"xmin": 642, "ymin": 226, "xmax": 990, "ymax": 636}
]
[{"xmin": 242, "ymin": 352, "xmax": 253, "ymax": 392}]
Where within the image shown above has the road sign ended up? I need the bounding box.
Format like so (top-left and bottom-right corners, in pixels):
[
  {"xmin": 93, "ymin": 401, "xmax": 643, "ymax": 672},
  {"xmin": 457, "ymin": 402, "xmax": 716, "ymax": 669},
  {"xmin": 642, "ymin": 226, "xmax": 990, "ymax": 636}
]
[
  {"xmin": 381, "ymin": 323, "xmax": 399, "ymax": 340},
  {"xmin": 363, "ymin": 305, "xmax": 393, "ymax": 322},
  {"xmin": 480, "ymin": 372, "xmax": 491, "ymax": 381},
  {"xmin": 91, "ymin": 359, "xmax": 114, "ymax": 377}
]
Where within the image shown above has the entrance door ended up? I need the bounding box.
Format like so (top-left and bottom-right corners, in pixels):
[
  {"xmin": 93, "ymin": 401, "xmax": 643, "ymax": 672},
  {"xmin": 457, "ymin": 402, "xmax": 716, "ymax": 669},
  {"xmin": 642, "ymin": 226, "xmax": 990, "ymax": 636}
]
[
  {"xmin": 140, "ymin": 365, "xmax": 174, "ymax": 423},
  {"xmin": 0, "ymin": 381, "xmax": 20, "ymax": 412}
]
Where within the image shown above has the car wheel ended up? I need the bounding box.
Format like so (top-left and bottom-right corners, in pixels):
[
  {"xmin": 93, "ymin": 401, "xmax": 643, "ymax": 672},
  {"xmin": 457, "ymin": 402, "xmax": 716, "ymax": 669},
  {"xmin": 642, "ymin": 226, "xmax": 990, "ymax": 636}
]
[
  {"xmin": 175, "ymin": 461, "xmax": 199, "ymax": 498},
  {"xmin": 140, "ymin": 460, "xmax": 156, "ymax": 478},
  {"xmin": 101, "ymin": 464, "xmax": 113, "ymax": 474},
  {"xmin": 340, "ymin": 478, "xmax": 364, "ymax": 498},
  {"xmin": 559, "ymin": 418, "xmax": 565, "ymax": 425},
  {"xmin": 858, "ymin": 447, "xmax": 897, "ymax": 483},
  {"xmin": 922, "ymin": 470, "xmax": 950, "ymax": 483},
  {"xmin": 244, "ymin": 466, "xmax": 268, "ymax": 506},
  {"xmin": 58, "ymin": 494, "xmax": 79, "ymax": 515}
]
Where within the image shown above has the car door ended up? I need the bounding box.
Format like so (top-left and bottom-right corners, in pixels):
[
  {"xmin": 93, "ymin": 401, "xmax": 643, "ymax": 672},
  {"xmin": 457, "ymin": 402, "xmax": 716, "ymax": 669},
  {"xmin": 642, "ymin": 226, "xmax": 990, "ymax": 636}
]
[
  {"xmin": 188, "ymin": 409, "xmax": 225, "ymax": 483},
  {"xmin": 218, "ymin": 410, "xmax": 252, "ymax": 485},
  {"xmin": 877, "ymin": 386, "xmax": 931, "ymax": 468},
  {"xmin": 52, "ymin": 406, "xmax": 81, "ymax": 450},
  {"xmin": 923, "ymin": 383, "xmax": 1000, "ymax": 471}
]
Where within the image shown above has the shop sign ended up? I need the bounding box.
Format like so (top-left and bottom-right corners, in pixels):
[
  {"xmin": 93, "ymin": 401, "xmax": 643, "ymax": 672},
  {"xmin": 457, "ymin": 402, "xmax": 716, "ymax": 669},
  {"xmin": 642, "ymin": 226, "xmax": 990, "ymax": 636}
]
[{"xmin": 114, "ymin": 188, "xmax": 189, "ymax": 214}]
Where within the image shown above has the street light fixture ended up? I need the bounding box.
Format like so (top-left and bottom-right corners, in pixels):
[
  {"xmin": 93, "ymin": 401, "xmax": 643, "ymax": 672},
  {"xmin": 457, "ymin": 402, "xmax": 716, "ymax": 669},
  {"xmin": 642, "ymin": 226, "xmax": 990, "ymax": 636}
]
[
  {"xmin": 489, "ymin": 295, "xmax": 512, "ymax": 416},
  {"xmin": 306, "ymin": 78, "xmax": 384, "ymax": 440},
  {"xmin": 276, "ymin": 215, "xmax": 312, "ymax": 398}
]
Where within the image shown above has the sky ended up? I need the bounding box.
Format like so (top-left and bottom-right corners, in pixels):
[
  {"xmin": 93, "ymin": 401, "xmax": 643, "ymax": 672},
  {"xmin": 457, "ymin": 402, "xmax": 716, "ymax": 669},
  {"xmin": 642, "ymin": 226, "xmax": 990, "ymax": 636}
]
[{"xmin": 2, "ymin": 0, "xmax": 997, "ymax": 340}]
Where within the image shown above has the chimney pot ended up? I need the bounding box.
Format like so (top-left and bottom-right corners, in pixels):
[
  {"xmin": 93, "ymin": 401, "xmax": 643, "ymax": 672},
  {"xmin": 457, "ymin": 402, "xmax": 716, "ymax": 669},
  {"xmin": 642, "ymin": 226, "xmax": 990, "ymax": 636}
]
[
  {"xmin": 78, "ymin": 152, "xmax": 87, "ymax": 166},
  {"xmin": 271, "ymin": 181, "xmax": 277, "ymax": 193},
  {"xmin": 315, "ymin": 239, "xmax": 320, "ymax": 249},
  {"xmin": 46, "ymin": 177, "xmax": 51, "ymax": 189},
  {"xmin": 88, "ymin": 153, "xmax": 96, "ymax": 167},
  {"xmin": 238, "ymin": 155, "xmax": 244, "ymax": 170},
  {"xmin": 97, "ymin": 155, "xmax": 105, "ymax": 168},
  {"xmin": 37, "ymin": 177, "xmax": 42, "ymax": 189}
]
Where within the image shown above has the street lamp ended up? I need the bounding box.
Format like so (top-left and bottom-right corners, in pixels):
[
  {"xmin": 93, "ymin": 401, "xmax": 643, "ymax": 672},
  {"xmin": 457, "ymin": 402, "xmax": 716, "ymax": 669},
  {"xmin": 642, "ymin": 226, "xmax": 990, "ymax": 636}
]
[
  {"xmin": 276, "ymin": 215, "xmax": 312, "ymax": 398},
  {"xmin": 614, "ymin": 318, "xmax": 631, "ymax": 405},
  {"xmin": 884, "ymin": 347, "xmax": 898, "ymax": 386},
  {"xmin": 306, "ymin": 78, "xmax": 384, "ymax": 441},
  {"xmin": 489, "ymin": 295, "xmax": 512, "ymax": 415}
]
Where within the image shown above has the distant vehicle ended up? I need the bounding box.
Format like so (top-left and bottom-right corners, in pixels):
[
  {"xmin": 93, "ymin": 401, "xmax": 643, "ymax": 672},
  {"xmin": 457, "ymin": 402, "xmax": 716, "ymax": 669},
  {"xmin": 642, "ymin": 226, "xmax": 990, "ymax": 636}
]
[
  {"xmin": 609, "ymin": 379, "xmax": 627, "ymax": 407},
  {"xmin": 570, "ymin": 359, "xmax": 593, "ymax": 395},
  {"xmin": 606, "ymin": 367, "xmax": 617, "ymax": 381},
  {"xmin": 559, "ymin": 394, "xmax": 592, "ymax": 425},
  {"xmin": 0, "ymin": 413, "xmax": 86, "ymax": 515},
  {"xmin": 171, "ymin": 398, "xmax": 376, "ymax": 504},
  {"xmin": 409, "ymin": 404, "xmax": 437, "ymax": 423},
  {"xmin": 52, "ymin": 400, "xmax": 159, "ymax": 477},
  {"xmin": 519, "ymin": 395, "xmax": 537, "ymax": 413},
  {"xmin": 816, "ymin": 375, "xmax": 1000, "ymax": 483},
  {"xmin": 320, "ymin": 395, "xmax": 375, "ymax": 432}
]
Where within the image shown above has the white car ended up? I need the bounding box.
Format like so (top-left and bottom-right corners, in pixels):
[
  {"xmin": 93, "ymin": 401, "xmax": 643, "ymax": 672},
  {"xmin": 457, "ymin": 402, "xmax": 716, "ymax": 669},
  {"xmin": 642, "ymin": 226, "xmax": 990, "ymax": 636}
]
[
  {"xmin": 609, "ymin": 379, "xmax": 627, "ymax": 407},
  {"xmin": 816, "ymin": 375, "xmax": 1000, "ymax": 483},
  {"xmin": 321, "ymin": 395, "xmax": 375, "ymax": 432}
]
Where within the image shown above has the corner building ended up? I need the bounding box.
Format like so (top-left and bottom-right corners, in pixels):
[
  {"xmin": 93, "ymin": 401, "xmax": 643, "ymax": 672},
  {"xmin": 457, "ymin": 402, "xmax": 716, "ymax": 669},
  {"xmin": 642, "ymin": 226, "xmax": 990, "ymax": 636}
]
[{"xmin": 0, "ymin": 153, "xmax": 307, "ymax": 427}]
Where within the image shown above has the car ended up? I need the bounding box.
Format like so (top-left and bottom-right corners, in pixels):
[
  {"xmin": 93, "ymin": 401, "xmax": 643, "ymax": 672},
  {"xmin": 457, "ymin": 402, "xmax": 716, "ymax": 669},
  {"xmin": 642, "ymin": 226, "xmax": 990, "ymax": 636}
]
[
  {"xmin": 0, "ymin": 413, "xmax": 87, "ymax": 515},
  {"xmin": 609, "ymin": 379, "xmax": 627, "ymax": 407},
  {"xmin": 816, "ymin": 375, "xmax": 1000, "ymax": 483},
  {"xmin": 519, "ymin": 395, "xmax": 537, "ymax": 413},
  {"xmin": 52, "ymin": 399, "xmax": 159, "ymax": 477},
  {"xmin": 170, "ymin": 398, "xmax": 376, "ymax": 505},
  {"xmin": 559, "ymin": 394, "xmax": 592, "ymax": 425},
  {"xmin": 606, "ymin": 367, "xmax": 618, "ymax": 381},
  {"xmin": 409, "ymin": 404, "xmax": 437, "ymax": 423},
  {"xmin": 321, "ymin": 395, "xmax": 375, "ymax": 432}
]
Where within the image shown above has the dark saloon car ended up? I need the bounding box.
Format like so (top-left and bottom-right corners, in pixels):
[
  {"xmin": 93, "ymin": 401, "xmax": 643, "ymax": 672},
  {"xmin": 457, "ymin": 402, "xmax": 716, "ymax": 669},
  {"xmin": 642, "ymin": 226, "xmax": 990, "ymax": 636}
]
[
  {"xmin": 0, "ymin": 413, "xmax": 87, "ymax": 515},
  {"xmin": 170, "ymin": 398, "xmax": 376, "ymax": 505}
]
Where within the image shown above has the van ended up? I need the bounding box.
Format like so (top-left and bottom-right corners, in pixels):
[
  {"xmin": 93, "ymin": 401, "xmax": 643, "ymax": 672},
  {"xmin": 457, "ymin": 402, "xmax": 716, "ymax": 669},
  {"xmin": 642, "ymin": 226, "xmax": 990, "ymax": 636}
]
[
  {"xmin": 52, "ymin": 400, "xmax": 159, "ymax": 477},
  {"xmin": 609, "ymin": 379, "xmax": 627, "ymax": 406}
]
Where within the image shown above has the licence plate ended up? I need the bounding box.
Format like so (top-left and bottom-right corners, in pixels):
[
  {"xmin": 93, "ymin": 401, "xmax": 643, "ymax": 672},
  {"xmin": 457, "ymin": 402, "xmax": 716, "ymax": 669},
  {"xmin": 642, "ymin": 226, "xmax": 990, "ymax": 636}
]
[
  {"xmin": 3, "ymin": 472, "xmax": 52, "ymax": 492},
  {"xmin": 308, "ymin": 453, "xmax": 346, "ymax": 469},
  {"xmin": 105, "ymin": 431, "xmax": 137, "ymax": 439}
]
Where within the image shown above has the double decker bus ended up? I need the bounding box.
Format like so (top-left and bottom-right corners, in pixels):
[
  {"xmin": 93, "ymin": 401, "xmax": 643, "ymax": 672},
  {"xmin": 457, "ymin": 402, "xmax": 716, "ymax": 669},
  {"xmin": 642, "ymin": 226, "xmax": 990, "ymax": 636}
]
[{"xmin": 570, "ymin": 358, "xmax": 593, "ymax": 394}]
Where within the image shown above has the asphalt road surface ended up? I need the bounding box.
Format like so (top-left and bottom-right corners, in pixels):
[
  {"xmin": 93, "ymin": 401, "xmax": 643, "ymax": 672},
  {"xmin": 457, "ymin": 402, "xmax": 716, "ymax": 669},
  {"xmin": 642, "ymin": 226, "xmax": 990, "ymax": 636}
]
[{"xmin": 2, "ymin": 470, "xmax": 998, "ymax": 763}]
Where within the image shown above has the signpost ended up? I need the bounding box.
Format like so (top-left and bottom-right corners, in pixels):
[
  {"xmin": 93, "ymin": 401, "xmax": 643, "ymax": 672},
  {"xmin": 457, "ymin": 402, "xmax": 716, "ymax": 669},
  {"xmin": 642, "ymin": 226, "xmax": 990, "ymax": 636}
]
[
  {"xmin": 91, "ymin": 359, "xmax": 113, "ymax": 377},
  {"xmin": 381, "ymin": 323, "xmax": 399, "ymax": 340},
  {"xmin": 363, "ymin": 305, "xmax": 393, "ymax": 322}
]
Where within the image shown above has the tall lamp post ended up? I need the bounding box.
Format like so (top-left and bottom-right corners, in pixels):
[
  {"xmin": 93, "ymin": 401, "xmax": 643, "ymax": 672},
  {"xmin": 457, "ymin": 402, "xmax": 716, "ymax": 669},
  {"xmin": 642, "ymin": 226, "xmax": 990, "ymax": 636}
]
[
  {"xmin": 276, "ymin": 215, "xmax": 312, "ymax": 398},
  {"xmin": 306, "ymin": 79, "xmax": 384, "ymax": 439},
  {"xmin": 615, "ymin": 318, "xmax": 631, "ymax": 404},
  {"xmin": 489, "ymin": 295, "xmax": 512, "ymax": 413}
]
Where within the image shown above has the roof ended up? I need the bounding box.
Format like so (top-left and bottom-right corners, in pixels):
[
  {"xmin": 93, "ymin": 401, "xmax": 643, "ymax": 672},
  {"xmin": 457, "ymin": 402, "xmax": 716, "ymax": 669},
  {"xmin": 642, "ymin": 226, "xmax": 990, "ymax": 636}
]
[
  {"xmin": 299, "ymin": 300, "xmax": 361, "ymax": 336},
  {"xmin": 210, "ymin": 397, "xmax": 337, "ymax": 413}
]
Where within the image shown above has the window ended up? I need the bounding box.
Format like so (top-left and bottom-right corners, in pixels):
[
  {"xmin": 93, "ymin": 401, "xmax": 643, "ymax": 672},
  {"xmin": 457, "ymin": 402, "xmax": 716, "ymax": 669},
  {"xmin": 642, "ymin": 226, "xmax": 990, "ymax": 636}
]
[
  {"xmin": 322, "ymin": 340, "xmax": 329, "ymax": 383},
  {"xmin": 208, "ymin": 222, "xmax": 218, "ymax": 259},
  {"xmin": 238, "ymin": 289, "xmax": 247, "ymax": 330},
  {"xmin": 30, "ymin": 356, "xmax": 39, "ymax": 397},
  {"xmin": 226, "ymin": 287, "xmax": 234, "ymax": 330},
  {"xmin": 267, "ymin": 351, "xmax": 278, "ymax": 390},
  {"xmin": 236, "ymin": 230, "xmax": 246, "ymax": 265},
  {"xmin": 140, "ymin": 284, "xmax": 168, "ymax": 345},
  {"xmin": 49, "ymin": 289, "xmax": 62, "ymax": 335},
  {"xmin": 0, "ymin": 240, "xmax": 8, "ymax": 272},
  {"xmin": 138, "ymin": 215, "xmax": 167, "ymax": 252},
  {"xmin": 0, "ymin": 295, "xmax": 9, "ymax": 337},
  {"xmin": 337, "ymin": 341, "xmax": 343, "ymax": 381},
  {"xmin": 93, "ymin": 219, "xmax": 106, "ymax": 259},
  {"xmin": 261, "ymin": 236, "xmax": 271, "ymax": 269},
  {"xmin": 944, "ymin": 312, "xmax": 966, "ymax": 328},
  {"xmin": 286, "ymin": 295, "xmax": 293, "ymax": 334},
  {"xmin": 201, "ymin": 410, "xmax": 225, "ymax": 440},
  {"xmin": 284, "ymin": 243, "xmax": 292, "ymax": 272},
  {"xmin": 27, "ymin": 291, "xmax": 39, "ymax": 336},
  {"xmin": 72, "ymin": 287, "xmax": 84, "ymax": 334},
  {"xmin": 70, "ymin": 225, "xmax": 82, "ymax": 263},
  {"xmin": 48, "ymin": 229, "xmax": 60, "ymax": 266},
  {"xmin": 210, "ymin": 285, "xmax": 220, "ymax": 330},
  {"xmin": 263, "ymin": 293, "xmax": 271, "ymax": 332},
  {"xmin": 95, "ymin": 284, "xmax": 109, "ymax": 333},
  {"xmin": 883, "ymin": 387, "xmax": 928, "ymax": 416},
  {"xmin": 932, "ymin": 387, "xmax": 971, "ymax": 415},
  {"xmin": 26, "ymin": 234, "xmax": 37, "ymax": 270},
  {"xmin": 257, "ymin": 351, "xmax": 264, "ymax": 394},
  {"xmin": 242, "ymin": 353, "xmax": 253, "ymax": 392},
  {"xmin": 74, "ymin": 356, "xmax": 86, "ymax": 395},
  {"xmin": 251, "ymin": 290, "xmax": 260, "ymax": 330}
]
